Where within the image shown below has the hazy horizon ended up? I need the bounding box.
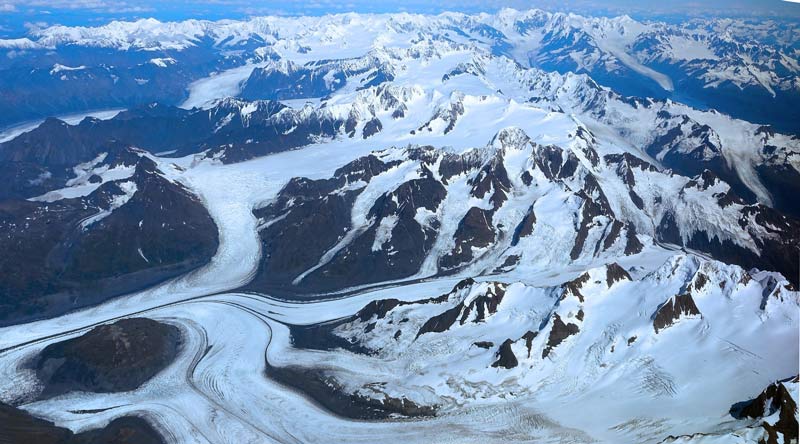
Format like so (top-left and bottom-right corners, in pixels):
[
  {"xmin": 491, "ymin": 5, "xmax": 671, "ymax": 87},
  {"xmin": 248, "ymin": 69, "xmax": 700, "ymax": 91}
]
[{"xmin": 2, "ymin": 0, "xmax": 800, "ymax": 38}]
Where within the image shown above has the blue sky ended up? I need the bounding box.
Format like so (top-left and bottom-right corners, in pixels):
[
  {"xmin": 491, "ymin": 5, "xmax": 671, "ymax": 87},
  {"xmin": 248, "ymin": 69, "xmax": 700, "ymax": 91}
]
[{"xmin": 1, "ymin": 0, "xmax": 799, "ymax": 38}]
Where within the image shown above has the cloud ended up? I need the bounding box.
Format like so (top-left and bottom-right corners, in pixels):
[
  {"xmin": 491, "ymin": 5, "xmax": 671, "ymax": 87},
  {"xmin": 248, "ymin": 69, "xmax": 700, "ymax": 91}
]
[
  {"xmin": 24, "ymin": 21, "xmax": 49, "ymax": 32},
  {"xmin": 2, "ymin": 0, "xmax": 154, "ymax": 13},
  {"xmin": 1, "ymin": 0, "xmax": 798, "ymax": 24}
]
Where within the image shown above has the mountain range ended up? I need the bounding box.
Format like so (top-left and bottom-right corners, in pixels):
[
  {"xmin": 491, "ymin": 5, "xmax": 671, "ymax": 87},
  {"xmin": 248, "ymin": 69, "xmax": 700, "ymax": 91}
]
[{"xmin": 0, "ymin": 9, "xmax": 797, "ymax": 444}]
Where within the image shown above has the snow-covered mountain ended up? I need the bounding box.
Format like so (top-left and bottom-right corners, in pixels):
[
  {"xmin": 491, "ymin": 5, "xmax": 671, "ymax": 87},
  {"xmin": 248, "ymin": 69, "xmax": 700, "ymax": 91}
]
[
  {"xmin": 248, "ymin": 132, "xmax": 798, "ymax": 296},
  {"xmin": 1, "ymin": 10, "xmax": 797, "ymax": 132},
  {"xmin": 281, "ymin": 258, "xmax": 796, "ymax": 429},
  {"xmin": 0, "ymin": 147, "xmax": 219, "ymax": 326},
  {"xmin": 0, "ymin": 8, "xmax": 797, "ymax": 444}
]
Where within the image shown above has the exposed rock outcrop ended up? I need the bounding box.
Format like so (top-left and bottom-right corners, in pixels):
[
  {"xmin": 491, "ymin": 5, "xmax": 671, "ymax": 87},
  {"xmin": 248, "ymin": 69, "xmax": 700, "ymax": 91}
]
[
  {"xmin": 0, "ymin": 156, "xmax": 219, "ymax": 327},
  {"xmin": 491, "ymin": 339, "xmax": 519, "ymax": 369},
  {"xmin": 542, "ymin": 314, "xmax": 580, "ymax": 358},
  {"xmin": 0, "ymin": 402, "xmax": 164, "ymax": 444},
  {"xmin": 730, "ymin": 376, "xmax": 799, "ymax": 444},
  {"xmin": 34, "ymin": 318, "xmax": 180, "ymax": 397},
  {"xmin": 652, "ymin": 293, "xmax": 702, "ymax": 333}
]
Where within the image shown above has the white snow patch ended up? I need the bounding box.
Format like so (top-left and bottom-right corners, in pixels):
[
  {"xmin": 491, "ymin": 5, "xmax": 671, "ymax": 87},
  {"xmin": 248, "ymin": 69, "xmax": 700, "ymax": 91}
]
[{"xmin": 79, "ymin": 180, "xmax": 137, "ymax": 229}]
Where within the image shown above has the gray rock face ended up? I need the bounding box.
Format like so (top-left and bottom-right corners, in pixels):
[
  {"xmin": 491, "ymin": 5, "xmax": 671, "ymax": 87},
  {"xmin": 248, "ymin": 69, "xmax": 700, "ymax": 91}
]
[
  {"xmin": 729, "ymin": 376, "xmax": 799, "ymax": 444},
  {"xmin": 249, "ymin": 154, "xmax": 447, "ymax": 295},
  {"xmin": 417, "ymin": 281, "xmax": 507, "ymax": 337},
  {"xmin": 542, "ymin": 315, "xmax": 580, "ymax": 358},
  {"xmin": 652, "ymin": 293, "xmax": 702, "ymax": 333},
  {"xmin": 440, "ymin": 207, "xmax": 496, "ymax": 270},
  {"xmin": 605, "ymin": 263, "xmax": 631, "ymax": 287},
  {"xmin": 491, "ymin": 339, "xmax": 519, "ymax": 369}
]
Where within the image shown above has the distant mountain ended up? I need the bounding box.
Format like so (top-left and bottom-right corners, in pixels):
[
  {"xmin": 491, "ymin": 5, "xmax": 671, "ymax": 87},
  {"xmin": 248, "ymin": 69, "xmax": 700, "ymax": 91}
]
[{"xmin": 1, "ymin": 10, "xmax": 797, "ymax": 132}]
